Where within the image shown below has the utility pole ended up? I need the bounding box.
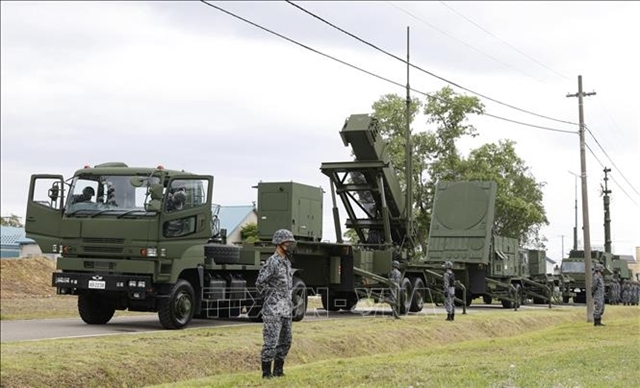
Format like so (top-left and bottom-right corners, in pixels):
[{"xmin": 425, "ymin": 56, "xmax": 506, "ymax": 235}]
[
  {"xmin": 568, "ymin": 170, "xmax": 579, "ymax": 252},
  {"xmin": 566, "ymin": 75, "xmax": 596, "ymax": 322},
  {"xmin": 602, "ymin": 167, "xmax": 612, "ymax": 254},
  {"xmin": 404, "ymin": 26, "xmax": 413, "ymax": 250}
]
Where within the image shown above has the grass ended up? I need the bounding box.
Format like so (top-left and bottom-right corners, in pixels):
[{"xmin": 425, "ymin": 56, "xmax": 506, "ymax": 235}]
[
  {"xmin": 1, "ymin": 307, "xmax": 638, "ymax": 388},
  {"xmin": 2, "ymin": 257, "xmax": 638, "ymax": 388}
]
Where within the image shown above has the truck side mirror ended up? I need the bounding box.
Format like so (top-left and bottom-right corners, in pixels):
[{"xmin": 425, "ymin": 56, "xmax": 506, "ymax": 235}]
[
  {"xmin": 48, "ymin": 184, "xmax": 60, "ymax": 202},
  {"xmin": 149, "ymin": 183, "xmax": 164, "ymax": 200},
  {"xmin": 130, "ymin": 177, "xmax": 144, "ymax": 187},
  {"xmin": 145, "ymin": 199, "xmax": 162, "ymax": 212}
]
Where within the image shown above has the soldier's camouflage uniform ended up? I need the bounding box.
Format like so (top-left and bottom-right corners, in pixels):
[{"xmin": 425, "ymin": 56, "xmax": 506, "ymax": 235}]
[
  {"xmin": 256, "ymin": 252, "xmax": 293, "ymax": 363},
  {"xmin": 444, "ymin": 268, "xmax": 456, "ymax": 319},
  {"xmin": 622, "ymin": 281, "xmax": 631, "ymax": 305},
  {"xmin": 611, "ymin": 280, "xmax": 620, "ymax": 305},
  {"xmin": 591, "ymin": 269, "xmax": 605, "ymax": 325}
]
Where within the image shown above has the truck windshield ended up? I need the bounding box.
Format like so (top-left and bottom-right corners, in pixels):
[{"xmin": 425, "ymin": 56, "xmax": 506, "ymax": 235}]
[
  {"xmin": 65, "ymin": 175, "xmax": 160, "ymax": 216},
  {"xmin": 561, "ymin": 261, "xmax": 585, "ymax": 273}
]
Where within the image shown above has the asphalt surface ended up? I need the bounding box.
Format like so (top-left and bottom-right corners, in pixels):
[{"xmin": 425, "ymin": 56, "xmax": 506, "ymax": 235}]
[{"xmin": 0, "ymin": 302, "xmax": 567, "ymax": 343}]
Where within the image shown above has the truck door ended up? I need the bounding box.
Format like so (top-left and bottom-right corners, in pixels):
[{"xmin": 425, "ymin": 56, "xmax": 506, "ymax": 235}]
[
  {"xmin": 160, "ymin": 175, "xmax": 213, "ymax": 242},
  {"xmin": 25, "ymin": 174, "xmax": 64, "ymax": 253}
]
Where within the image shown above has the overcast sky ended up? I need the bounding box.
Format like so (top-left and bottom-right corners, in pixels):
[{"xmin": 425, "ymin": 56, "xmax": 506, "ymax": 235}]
[{"xmin": 2, "ymin": 1, "xmax": 638, "ymax": 260}]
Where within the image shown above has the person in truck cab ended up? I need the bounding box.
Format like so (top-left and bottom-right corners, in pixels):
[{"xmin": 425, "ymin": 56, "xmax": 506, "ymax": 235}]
[{"xmin": 72, "ymin": 186, "xmax": 95, "ymax": 203}]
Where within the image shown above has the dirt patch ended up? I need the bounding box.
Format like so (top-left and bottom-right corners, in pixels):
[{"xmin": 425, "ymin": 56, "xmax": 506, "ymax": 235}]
[{"xmin": 0, "ymin": 256, "xmax": 57, "ymax": 298}]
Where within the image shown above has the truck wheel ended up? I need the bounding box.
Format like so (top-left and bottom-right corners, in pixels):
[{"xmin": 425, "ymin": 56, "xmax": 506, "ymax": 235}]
[
  {"xmin": 291, "ymin": 278, "xmax": 308, "ymax": 322},
  {"xmin": 78, "ymin": 292, "xmax": 115, "ymax": 325},
  {"xmin": 409, "ymin": 278, "xmax": 425, "ymax": 312},
  {"xmin": 399, "ymin": 278, "xmax": 412, "ymax": 314},
  {"xmin": 204, "ymin": 243, "xmax": 241, "ymax": 264},
  {"xmin": 158, "ymin": 279, "xmax": 195, "ymax": 329},
  {"xmin": 483, "ymin": 295, "xmax": 493, "ymax": 304},
  {"xmin": 501, "ymin": 299, "xmax": 513, "ymax": 308},
  {"xmin": 562, "ymin": 296, "xmax": 570, "ymax": 303}
]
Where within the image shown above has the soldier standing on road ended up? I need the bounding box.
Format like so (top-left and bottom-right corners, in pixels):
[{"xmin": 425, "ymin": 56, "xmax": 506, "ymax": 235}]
[
  {"xmin": 622, "ymin": 280, "xmax": 631, "ymax": 306},
  {"xmin": 611, "ymin": 278, "xmax": 620, "ymax": 305},
  {"xmin": 388, "ymin": 260, "xmax": 402, "ymax": 319},
  {"xmin": 592, "ymin": 263, "xmax": 606, "ymax": 326},
  {"xmin": 443, "ymin": 261, "xmax": 456, "ymax": 321},
  {"xmin": 255, "ymin": 229, "xmax": 296, "ymax": 379}
]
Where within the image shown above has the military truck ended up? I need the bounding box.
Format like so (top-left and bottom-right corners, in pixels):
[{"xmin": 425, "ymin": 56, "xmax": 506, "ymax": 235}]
[
  {"xmin": 26, "ymin": 163, "xmax": 340, "ymax": 329},
  {"xmin": 417, "ymin": 181, "xmax": 566, "ymax": 308}
]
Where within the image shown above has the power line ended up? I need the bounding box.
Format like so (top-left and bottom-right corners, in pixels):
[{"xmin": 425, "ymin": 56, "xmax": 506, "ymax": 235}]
[
  {"xmin": 384, "ymin": 1, "xmax": 545, "ymax": 84},
  {"xmin": 585, "ymin": 124, "xmax": 640, "ymax": 197},
  {"xmin": 585, "ymin": 142, "xmax": 638, "ymax": 206},
  {"xmin": 438, "ymin": 1, "xmax": 570, "ymax": 81},
  {"xmin": 199, "ymin": 1, "xmax": 576, "ymax": 136},
  {"xmin": 286, "ymin": 0, "xmax": 579, "ymax": 127}
]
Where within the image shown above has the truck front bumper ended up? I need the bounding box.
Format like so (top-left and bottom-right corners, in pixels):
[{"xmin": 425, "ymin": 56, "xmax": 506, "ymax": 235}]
[{"xmin": 52, "ymin": 272, "xmax": 154, "ymax": 299}]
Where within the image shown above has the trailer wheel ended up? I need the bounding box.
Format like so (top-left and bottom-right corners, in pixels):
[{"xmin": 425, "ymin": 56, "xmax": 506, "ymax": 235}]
[
  {"xmin": 158, "ymin": 279, "xmax": 195, "ymax": 329},
  {"xmin": 501, "ymin": 299, "xmax": 513, "ymax": 308},
  {"xmin": 409, "ymin": 278, "xmax": 425, "ymax": 312},
  {"xmin": 204, "ymin": 243, "xmax": 241, "ymax": 264},
  {"xmin": 78, "ymin": 292, "xmax": 115, "ymax": 325},
  {"xmin": 291, "ymin": 278, "xmax": 308, "ymax": 322},
  {"xmin": 483, "ymin": 295, "xmax": 493, "ymax": 305},
  {"xmin": 562, "ymin": 296, "xmax": 570, "ymax": 303},
  {"xmin": 399, "ymin": 278, "xmax": 412, "ymax": 314}
]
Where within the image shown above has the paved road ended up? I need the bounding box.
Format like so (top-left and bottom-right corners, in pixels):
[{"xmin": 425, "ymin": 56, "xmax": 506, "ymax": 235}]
[{"xmin": 0, "ymin": 302, "xmax": 564, "ymax": 343}]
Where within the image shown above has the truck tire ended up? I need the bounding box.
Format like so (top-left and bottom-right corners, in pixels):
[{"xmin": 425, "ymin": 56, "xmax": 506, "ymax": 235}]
[
  {"xmin": 291, "ymin": 278, "xmax": 307, "ymax": 322},
  {"xmin": 409, "ymin": 278, "xmax": 425, "ymax": 312},
  {"xmin": 158, "ymin": 279, "xmax": 195, "ymax": 329},
  {"xmin": 483, "ymin": 295, "xmax": 493, "ymax": 304},
  {"xmin": 204, "ymin": 243, "xmax": 241, "ymax": 264},
  {"xmin": 78, "ymin": 292, "xmax": 115, "ymax": 325}
]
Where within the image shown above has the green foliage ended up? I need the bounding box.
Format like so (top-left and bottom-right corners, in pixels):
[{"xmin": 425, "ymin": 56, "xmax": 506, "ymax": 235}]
[
  {"xmin": 0, "ymin": 214, "xmax": 23, "ymax": 227},
  {"xmin": 371, "ymin": 86, "xmax": 548, "ymax": 246},
  {"xmin": 342, "ymin": 228, "xmax": 358, "ymax": 244},
  {"xmin": 240, "ymin": 222, "xmax": 258, "ymax": 243}
]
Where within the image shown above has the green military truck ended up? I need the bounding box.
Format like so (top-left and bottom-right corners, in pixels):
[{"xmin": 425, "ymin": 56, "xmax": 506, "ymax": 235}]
[{"xmin": 26, "ymin": 163, "xmax": 357, "ymax": 329}]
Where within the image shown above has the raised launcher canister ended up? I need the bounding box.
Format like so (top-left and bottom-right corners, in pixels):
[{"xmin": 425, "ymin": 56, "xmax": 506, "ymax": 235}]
[{"xmin": 320, "ymin": 113, "xmax": 416, "ymax": 250}]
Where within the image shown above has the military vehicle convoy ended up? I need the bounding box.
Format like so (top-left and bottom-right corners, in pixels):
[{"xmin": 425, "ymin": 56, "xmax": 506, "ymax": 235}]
[
  {"xmin": 559, "ymin": 168, "xmax": 634, "ymax": 304},
  {"xmin": 27, "ymin": 113, "xmax": 572, "ymax": 330}
]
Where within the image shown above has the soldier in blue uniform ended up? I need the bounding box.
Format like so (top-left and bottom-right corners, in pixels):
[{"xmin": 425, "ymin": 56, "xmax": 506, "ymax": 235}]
[
  {"xmin": 256, "ymin": 229, "xmax": 296, "ymax": 378},
  {"xmin": 443, "ymin": 261, "xmax": 456, "ymax": 321},
  {"xmin": 592, "ymin": 263, "xmax": 605, "ymax": 326}
]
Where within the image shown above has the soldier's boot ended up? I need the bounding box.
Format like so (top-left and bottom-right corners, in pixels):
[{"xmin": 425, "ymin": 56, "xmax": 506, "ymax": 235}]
[
  {"xmin": 451, "ymin": 312, "xmax": 454, "ymax": 321},
  {"xmin": 273, "ymin": 358, "xmax": 285, "ymax": 377},
  {"xmin": 445, "ymin": 314, "xmax": 450, "ymax": 321},
  {"xmin": 597, "ymin": 318, "xmax": 605, "ymax": 326},
  {"xmin": 261, "ymin": 361, "xmax": 273, "ymax": 379}
]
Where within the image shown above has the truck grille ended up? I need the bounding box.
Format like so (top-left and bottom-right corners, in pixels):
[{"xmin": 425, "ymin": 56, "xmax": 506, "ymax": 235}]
[
  {"xmin": 83, "ymin": 238, "xmax": 125, "ymax": 244},
  {"xmin": 84, "ymin": 246, "xmax": 124, "ymax": 254}
]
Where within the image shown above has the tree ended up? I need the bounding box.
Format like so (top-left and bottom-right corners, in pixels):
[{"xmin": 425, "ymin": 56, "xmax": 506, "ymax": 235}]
[
  {"xmin": 1, "ymin": 214, "xmax": 23, "ymax": 227},
  {"xmin": 370, "ymin": 86, "xmax": 547, "ymax": 247},
  {"xmin": 240, "ymin": 223, "xmax": 259, "ymax": 244}
]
